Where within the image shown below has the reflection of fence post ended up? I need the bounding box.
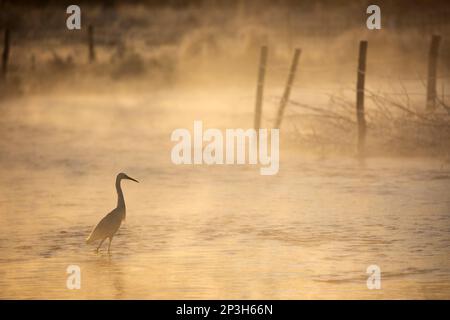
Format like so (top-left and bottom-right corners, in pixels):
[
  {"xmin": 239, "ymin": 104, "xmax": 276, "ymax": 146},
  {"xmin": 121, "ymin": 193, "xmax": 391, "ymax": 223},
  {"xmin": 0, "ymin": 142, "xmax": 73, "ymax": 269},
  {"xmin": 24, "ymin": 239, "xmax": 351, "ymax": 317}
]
[
  {"xmin": 356, "ymin": 41, "xmax": 368, "ymax": 158},
  {"xmin": 1, "ymin": 28, "xmax": 10, "ymax": 79},
  {"xmin": 426, "ymin": 34, "xmax": 441, "ymax": 111},
  {"xmin": 88, "ymin": 25, "xmax": 96, "ymax": 63},
  {"xmin": 254, "ymin": 46, "xmax": 268, "ymax": 131},
  {"xmin": 275, "ymin": 48, "xmax": 301, "ymax": 128}
]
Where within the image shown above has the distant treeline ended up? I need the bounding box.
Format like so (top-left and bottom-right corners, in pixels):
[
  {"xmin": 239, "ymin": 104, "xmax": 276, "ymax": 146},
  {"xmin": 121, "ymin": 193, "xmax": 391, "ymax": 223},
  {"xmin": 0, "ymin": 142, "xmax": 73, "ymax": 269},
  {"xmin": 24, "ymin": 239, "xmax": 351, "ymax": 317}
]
[{"xmin": 1, "ymin": 0, "xmax": 450, "ymax": 11}]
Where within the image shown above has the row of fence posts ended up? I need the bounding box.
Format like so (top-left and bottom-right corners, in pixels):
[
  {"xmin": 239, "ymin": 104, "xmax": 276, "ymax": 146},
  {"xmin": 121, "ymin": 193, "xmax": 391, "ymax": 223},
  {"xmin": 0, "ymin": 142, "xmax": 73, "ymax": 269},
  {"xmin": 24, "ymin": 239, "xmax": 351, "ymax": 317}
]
[
  {"xmin": 254, "ymin": 34, "xmax": 443, "ymax": 158},
  {"xmin": 1, "ymin": 24, "xmax": 97, "ymax": 81},
  {"xmin": 0, "ymin": 25, "xmax": 444, "ymax": 157}
]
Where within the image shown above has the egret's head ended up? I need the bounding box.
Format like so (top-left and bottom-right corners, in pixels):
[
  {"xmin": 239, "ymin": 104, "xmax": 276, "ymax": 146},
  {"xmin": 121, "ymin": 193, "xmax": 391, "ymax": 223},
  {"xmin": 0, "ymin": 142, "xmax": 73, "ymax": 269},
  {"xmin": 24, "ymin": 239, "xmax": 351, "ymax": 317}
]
[{"xmin": 117, "ymin": 172, "xmax": 139, "ymax": 183}]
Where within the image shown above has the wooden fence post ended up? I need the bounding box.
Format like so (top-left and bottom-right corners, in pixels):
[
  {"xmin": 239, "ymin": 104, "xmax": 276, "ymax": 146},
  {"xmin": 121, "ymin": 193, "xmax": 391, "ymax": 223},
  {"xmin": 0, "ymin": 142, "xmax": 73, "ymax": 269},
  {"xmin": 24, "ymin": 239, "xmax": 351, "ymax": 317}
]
[
  {"xmin": 88, "ymin": 25, "xmax": 96, "ymax": 63},
  {"xmin": 426, "ymin": 34, "xmax": 441, "ymax": 111},
  {"xmin": 30, "ymin": 54, "xmax": 36, "ymax": 72},
  {"xmin": 356, "ymin": 40, "xmax": 368, "ymax": 158},
  {"xmin": 275, "ymin": 48, "xmax": 301, "ymax": 128},
  {"xmin": 1, "ymin": 28, "xmax": 10, "ymax": 79},
  {"xmin": 254, "ymin": 46, "xmax": 268, "ymax": 131}
]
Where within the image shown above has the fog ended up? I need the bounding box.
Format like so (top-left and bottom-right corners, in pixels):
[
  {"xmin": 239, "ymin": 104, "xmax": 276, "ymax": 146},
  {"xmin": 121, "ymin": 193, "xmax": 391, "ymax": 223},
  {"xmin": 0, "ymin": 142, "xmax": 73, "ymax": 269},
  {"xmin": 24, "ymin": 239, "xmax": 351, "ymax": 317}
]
[{"xmin": 0, "ymin": 0, "xmax": 449, "ymax": 299}]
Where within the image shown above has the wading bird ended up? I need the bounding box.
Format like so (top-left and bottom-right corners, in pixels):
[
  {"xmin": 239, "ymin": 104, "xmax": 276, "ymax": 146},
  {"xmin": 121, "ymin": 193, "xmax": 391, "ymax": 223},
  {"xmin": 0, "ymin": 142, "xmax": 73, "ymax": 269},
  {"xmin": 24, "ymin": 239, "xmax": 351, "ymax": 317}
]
[{"xmin": 86, "ymin": 173, "xmax": 139, "ymax": 253}]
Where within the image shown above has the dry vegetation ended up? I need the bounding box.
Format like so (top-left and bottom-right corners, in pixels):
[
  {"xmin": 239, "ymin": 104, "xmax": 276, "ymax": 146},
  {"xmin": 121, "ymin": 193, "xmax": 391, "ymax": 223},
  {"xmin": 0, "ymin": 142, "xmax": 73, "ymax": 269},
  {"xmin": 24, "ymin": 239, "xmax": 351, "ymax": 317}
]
[{"xmin": 1, "ymin": 0, "xmax": 450, "ymax": 159}]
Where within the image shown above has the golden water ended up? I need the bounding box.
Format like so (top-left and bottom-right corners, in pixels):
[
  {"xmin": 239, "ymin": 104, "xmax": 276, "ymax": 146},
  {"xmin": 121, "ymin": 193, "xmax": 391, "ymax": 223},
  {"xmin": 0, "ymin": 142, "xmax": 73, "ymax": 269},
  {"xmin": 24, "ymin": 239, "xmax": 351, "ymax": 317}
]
[{"xmin": 0, "ymin": 88, "xmax": 449, "ymax": 299}]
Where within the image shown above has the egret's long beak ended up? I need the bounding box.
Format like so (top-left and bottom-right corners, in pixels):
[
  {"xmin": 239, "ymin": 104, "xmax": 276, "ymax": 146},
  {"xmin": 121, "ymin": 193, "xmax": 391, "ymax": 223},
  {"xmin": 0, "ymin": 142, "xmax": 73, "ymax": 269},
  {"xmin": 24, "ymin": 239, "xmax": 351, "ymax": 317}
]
[{"xmin": 125, "ymin": 175, "xmax": 139, "ymax": 183}]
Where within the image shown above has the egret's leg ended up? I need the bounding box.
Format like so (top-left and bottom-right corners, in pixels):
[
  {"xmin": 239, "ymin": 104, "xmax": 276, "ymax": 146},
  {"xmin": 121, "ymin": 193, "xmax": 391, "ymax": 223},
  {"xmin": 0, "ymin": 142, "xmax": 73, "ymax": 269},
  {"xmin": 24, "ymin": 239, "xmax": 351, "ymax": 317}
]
[
  {"xmin": 96, "ymin": 239, "xmax": 105, "ymax": 253},
  {"xmin": 108, "ymin": 237, "xmax": 113, "ymax": 254}
]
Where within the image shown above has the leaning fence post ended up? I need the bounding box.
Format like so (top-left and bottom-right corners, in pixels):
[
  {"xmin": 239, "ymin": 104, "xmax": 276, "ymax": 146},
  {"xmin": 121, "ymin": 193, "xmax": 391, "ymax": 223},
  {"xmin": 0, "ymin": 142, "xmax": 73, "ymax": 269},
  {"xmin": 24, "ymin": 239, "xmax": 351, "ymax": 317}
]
[
  {"xmin": 254, "ymin": 46, "xmax": 268, "ymax": 131},
  {"xmin": 426, "ymin": 34, "xmax": 441, "ymax": 111},
  {"xmin": 356, "ymin": 40, "xmax": 368, "ymax": 158},
  {"xmin": 88, "ymin": 24, "xmax": 96, "ymax": 63},
  {"xmin": 1, "ymin": 28, "xmax": 10, "ymax": 79},
  {"xmin": 275, "ymin": 48, "xmax": 301, "ymax": 128}
]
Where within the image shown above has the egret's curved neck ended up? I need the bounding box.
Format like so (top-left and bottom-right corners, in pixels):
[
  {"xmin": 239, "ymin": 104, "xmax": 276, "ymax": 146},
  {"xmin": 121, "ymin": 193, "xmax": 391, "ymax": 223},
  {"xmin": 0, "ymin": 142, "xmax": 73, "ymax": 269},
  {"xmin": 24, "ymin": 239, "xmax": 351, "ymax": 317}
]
[{"xmin": 116, "ymin": 177, "xmax": 125, "ymax": 209}]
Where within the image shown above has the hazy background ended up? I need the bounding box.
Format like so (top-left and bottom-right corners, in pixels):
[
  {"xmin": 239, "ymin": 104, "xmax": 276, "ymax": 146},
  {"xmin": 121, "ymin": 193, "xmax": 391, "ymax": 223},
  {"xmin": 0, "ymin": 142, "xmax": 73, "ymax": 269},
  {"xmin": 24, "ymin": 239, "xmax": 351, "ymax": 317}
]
[{"xmin": 0, "ymin": 0, "xmax": 449, "ymax": 299}]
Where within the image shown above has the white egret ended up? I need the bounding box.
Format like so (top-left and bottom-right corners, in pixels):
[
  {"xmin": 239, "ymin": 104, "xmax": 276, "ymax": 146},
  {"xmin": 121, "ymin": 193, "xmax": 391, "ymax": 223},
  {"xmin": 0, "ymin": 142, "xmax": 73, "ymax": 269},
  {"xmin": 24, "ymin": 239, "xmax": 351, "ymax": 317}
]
[{"xmin": 86, "ymin": 172, "xmax": 139, "ymax": 253}]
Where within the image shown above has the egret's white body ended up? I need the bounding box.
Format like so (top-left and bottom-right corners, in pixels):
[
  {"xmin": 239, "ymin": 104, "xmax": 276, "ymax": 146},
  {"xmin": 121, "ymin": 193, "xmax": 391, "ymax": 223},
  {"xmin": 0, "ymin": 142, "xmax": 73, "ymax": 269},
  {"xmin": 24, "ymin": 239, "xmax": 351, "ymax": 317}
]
[{"xmin": 86, "ymin": 173, "xmax": 139, "ymax": 253}]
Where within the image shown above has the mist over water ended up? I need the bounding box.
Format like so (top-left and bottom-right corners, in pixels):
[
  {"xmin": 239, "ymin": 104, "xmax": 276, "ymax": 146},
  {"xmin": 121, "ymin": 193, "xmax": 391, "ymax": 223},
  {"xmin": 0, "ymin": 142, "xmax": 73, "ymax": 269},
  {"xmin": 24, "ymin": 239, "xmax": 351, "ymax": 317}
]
[{"xmin": 0, "ymin": 1, "xmax": 450, "ymax": 299}]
